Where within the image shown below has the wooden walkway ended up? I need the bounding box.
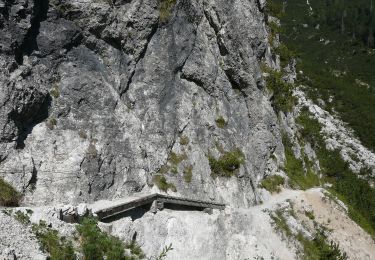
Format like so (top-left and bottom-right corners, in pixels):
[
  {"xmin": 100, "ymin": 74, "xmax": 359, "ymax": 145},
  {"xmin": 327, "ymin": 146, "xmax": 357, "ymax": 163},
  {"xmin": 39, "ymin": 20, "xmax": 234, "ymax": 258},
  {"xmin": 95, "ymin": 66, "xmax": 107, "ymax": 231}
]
[{"xmin": 93, "ymin": 194, "xmax": 225, "ymax": 221}]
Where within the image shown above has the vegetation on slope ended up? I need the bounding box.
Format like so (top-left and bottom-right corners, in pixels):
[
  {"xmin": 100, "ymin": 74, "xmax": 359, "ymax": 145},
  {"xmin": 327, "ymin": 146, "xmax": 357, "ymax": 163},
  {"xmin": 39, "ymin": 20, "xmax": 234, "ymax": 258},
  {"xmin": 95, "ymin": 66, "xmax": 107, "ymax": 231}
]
[
  {"xmin": 282, "ymin": 133, "xmax": 320, "ymax": 190},
  {"xmin": 260, "ymin": 175, "xmax": 285, "ymax": 193},
  {"xmin": 291, "ymin": 109, "xmax": 375, "ymax": 238},
  {"xmin": 273, "ymin": 0, "xmax": 375, "ymax": 151},
  {"xmin": 264, "ymin": 0, "xmax": 375, "ymax": 238},
  {"xmin": 77, "ymin": 217, "xmax": 145, "ymax": 260},
  {"xmin": 13, "ymin": 212, "xmax": 170, "ymax": 259},
  {"xmin": 32, "ymin": 220, "xmax": 76, "ymax": 260},
  {"xmin": 264, "ymin": 67, "xmax": 296, "ymax": 113},
  {"xmin": 271, "ymin": 209, "xmax": 348, "ymax": 260}
]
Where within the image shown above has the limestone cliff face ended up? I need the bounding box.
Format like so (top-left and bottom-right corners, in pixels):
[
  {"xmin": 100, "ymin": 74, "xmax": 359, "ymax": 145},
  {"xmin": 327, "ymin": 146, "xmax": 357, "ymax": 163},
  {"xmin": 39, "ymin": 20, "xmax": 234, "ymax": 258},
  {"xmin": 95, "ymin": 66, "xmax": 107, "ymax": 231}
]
[{"xmin": 0, "ymin": 0, "xmax": 281, "ymax": 206}]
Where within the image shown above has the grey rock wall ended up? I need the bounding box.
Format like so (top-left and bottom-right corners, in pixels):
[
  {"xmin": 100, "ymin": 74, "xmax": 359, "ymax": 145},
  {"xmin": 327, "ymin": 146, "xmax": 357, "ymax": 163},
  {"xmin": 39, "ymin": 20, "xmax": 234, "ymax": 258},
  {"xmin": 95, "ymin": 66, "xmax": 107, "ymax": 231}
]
[{"xmin": 0, "ymin": 0, "xmax": 282, "ymax": 207}]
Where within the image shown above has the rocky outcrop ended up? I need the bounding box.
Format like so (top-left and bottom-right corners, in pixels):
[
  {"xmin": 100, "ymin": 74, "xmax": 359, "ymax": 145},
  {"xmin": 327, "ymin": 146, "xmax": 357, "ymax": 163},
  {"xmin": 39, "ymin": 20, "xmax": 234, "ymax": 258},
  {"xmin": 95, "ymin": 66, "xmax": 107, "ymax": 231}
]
[{"xmin": 0, "ymin": 0, "xmax": 282, "ymax": 207}]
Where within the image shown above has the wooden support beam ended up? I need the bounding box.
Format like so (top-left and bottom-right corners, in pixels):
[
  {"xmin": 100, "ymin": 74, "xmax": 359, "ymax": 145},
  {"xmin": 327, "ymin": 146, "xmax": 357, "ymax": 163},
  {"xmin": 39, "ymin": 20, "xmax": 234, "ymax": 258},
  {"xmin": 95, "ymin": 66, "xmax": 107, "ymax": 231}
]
[{"xmin": 94, "ymin": 194, "xmax": 225, "ymax": 221}]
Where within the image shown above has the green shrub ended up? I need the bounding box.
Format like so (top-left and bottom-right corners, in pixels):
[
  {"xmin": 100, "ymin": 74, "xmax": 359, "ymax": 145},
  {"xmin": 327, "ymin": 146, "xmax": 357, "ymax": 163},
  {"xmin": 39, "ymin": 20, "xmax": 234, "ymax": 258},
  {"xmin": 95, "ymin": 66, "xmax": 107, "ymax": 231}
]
[
  {"xmin": 183, "ymin": 165, "xmax": 193, "ymax": 183},
  {"xmin": 297, "ymin": 230, "xmax": 348, "ymax": 260},
  {"xmin": 264, "ymin": 68, "xmax": 296, "ymax": 114},
  {"xmin": 209, "ymin": 149, "xmax": 245, "ymax": 177},
  {"xmin": 159, "ymin": 0, "xmax": 176, "ymax": 22},
  {"xmin": 0, "ymin": 178, "xmax": 21, "ymax": 206},
  {"xmin": 260, "ymin": 175, "xmax": 285, "ymax": 193},
  {"xmin": 77, "ymin": 217, "xmax": 145, "ymax": 260},
  {"xmin": 215, "ymin": 116, "xmax": 227, "ymax": 128},
  {"xmin": 15, "ymin": 210, "xmax": 31, "ymax": 225},
  {"xmin": 32, "ymin": 221, "xmax": 76, "ymax": 260},
  {"xmin": 153, "ymin": 175, "xmax": 176, "ymax": 192},
  {"xmin": 125, "ymin": 241, "xmax": 146, "ymax": 259},
  {"xmin": 274, "ymin": 43, "xmax": 296, "ymax": 67},
  {"xmin": 268, "ymin": 21, "xmax": 282, "ymax": 46},
  {"xmin": 296, "ymin": 108, "xmax": 322, "ymax": 146}
]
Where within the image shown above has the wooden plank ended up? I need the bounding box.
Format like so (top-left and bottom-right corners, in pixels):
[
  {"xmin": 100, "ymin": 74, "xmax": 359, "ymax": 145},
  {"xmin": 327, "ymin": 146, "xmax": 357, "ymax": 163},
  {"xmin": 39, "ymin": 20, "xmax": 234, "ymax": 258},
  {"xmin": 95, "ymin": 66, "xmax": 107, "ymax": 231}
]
[
  {"xmin": 95, "ymin": 193, "xmax": 226, "ymax": 220},
  {"xmin": 96, "ymin": 194, "xmax": 158, "ymax": 220}
]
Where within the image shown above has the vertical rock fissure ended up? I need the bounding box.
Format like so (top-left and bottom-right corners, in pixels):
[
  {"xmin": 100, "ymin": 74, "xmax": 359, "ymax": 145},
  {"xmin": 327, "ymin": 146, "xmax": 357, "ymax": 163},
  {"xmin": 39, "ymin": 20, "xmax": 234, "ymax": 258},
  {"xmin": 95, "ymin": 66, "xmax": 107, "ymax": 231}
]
[
  {"xmin": 14, "ymin": 0, "xmax": 50, "ymax": 64},
  {"xmin": 121, "ymin": 22, "xmax": 159, "ymax": 97}
]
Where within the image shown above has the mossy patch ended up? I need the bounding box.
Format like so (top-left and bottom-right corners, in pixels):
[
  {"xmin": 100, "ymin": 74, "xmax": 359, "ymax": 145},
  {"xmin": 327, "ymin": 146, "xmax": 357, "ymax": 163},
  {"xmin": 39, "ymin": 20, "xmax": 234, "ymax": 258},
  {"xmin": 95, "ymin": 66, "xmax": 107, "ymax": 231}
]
[
  {"xmin": 78, "ymin": 130, "xmax": 87, "ymax": 139},
  {"xmin": 50, "ymin": 84, "xmax": 60, "ymax": 99},
  {"xmin": 215, "ymin": 116, "xmax": 227, "ymax": 128},
  {"xmin": 46, "ymin": 118, "xmax": 57, "ymax": 130},
  {"xmin": 169, "ymin": 152, "xmax": 187, "ymax": 165}
]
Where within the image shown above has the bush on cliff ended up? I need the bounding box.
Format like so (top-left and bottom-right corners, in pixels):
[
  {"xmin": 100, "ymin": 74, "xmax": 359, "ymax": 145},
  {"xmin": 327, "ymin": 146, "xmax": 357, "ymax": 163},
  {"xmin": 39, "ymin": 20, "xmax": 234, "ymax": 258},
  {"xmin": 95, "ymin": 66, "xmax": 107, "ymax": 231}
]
[
  {"xmin": 77, "ymin": 217, "xmax": 145, "ymax": 259},
  {"xmin": 0, "ymin": 178, "xmax": 21, "ymax": 206}
]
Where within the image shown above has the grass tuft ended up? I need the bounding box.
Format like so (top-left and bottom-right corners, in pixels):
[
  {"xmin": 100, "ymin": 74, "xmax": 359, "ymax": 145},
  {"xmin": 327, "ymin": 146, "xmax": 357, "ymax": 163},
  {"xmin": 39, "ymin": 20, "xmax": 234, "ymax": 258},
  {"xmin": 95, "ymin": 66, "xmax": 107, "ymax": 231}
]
[
  {"xmin": 159, "ymin": 0, "xmax": 177, "ymax": 23},
  {"xmin": 46, "ymin": 118, "xmax": 57, "ymax": 130},
  {"xmin": 50, "ymin": 84, "xmax": 60, "ymax": 99},
  {"xmin": 179, "ymin": 135, "xmax": 189, "ymax": 146},
  {"xmin": 215, "ymin": 116, "xmax": 227, "ymax": 128},
  {"xmin": 153, "ymin": 175, "xmax": 176, "ymax": 192},
  {"xmin": 183, "ymin": 165, "xmax": 193, "ymax": 183},
  {"xmin": 260, "ymin": 175, "xmax": 285, "ymax": 193}
]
